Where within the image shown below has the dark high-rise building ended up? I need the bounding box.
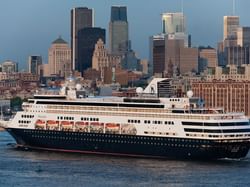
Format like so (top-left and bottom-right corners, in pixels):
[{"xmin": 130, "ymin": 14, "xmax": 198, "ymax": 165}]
[
  {"xmin": 77, "ymin": 27, "xmax": 105, "ymax": 75},
  {"xmin": 71, "ymin": 7, "xmax": 93, "ymax": 71},
  {"xmin": 109, "ymin": 6, "xmax": 129, "ymax": 55},
  {"xmin": 111, "ymin": 6, "xmax": 127, "ymax": 22},
  {"xmin": 28, "ymin": 55, "xmax": 42, "ymax": 75},
  {"xmin": 224, "ymin": 46, "xmax": 250, "ymax": 66},
  {"xmin": 149, "ymin": 34, "xmax": 165, "ymax": 76}
]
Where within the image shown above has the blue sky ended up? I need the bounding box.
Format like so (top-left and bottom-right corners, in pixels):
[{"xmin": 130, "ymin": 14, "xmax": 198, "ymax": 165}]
[{"xmin": 0, "ymin": 0, "xmax": 250, "ymax": 70}]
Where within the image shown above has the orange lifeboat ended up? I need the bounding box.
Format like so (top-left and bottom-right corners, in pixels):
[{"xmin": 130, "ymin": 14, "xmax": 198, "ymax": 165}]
[
  {"xmin": 61, "ymin": 121, "xmax": 71, "ymax": 126},
  {"xmin": 36, "ymin": 119, "xmax": 45, "ymax": 125},
  {"xmin": 75, "ymin": 121, "xmax": 88, "ymax": 126},
  {"xmin": 91, "ymin": 122, "xmax": 101, "ymax": 126},
  {"xmin": 106, "ymin": 123, "xmax": 120, "ymax": 130},
  {"xmin": 47, "ymin": 120, "xmax": 58, "ymax": 126}
]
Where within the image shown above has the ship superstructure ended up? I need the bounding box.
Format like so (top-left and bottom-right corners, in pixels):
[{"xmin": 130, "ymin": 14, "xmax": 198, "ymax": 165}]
[{"xmin": 3, "ymin": 77, "xmax": 250, "ymax": 159}]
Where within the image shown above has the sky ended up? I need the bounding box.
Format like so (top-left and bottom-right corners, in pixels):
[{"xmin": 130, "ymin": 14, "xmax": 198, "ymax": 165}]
[{"xmin": 0, "ymin": 0, "xmax": 250, "ymax": 70}]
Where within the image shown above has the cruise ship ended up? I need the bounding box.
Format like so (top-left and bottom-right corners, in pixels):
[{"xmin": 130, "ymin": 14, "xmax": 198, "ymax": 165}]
[{"xmin": 2, "ymin": 77, "xmax": 250, "ymax": 160}]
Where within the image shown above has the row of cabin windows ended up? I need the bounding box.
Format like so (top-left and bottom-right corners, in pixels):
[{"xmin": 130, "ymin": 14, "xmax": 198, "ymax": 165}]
[
  {"xmin": 24, "ymin": 130, "xmax": 210, "ymax": 143},
  {"xmin": 29, "ymin": 134, "xmax": 201, "ymax": 148},
  {"xmin": 144, "ymin": 131, "xmax": 176, "ymax": 136},
  {"xmin": 128, "ymin": 119, "xmax": 140, "ymax": 123},
  {"xmin": 128, "ymin": 120, "xmax": 174, "ymax": 125},
  {"xmin": 81, "ymin": 117, "xmax": 99, "ymax": 122},
  {"xmin": 18, "ymin": 120, "xmax": 31, "ymax": 124},
  {"xmin": 21, "ymin": 115, "xmax": 34, "ymax": 118},
  {"xmin": 186, "ymin": 133, "xmax": 250, "ymax": 138},
  {"xmin": 57, "ymin": 116, "xmax": 74, "ymax": 120},
  {"xmin": 170, "ymin": 98, "xmax": 180, "ymax": 102}
]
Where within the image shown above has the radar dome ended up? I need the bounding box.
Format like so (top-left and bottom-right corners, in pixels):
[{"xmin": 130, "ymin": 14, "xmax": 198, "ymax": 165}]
[
  {"xmin": 76, "ymin": 84, "xmax": 82, "ymax": 91},
  {"xmin": 136, "ymin": 87, "xmax": 144, "ymax": 94},
  {"xmin": 187, "ymin": 90, "xmax": 193, "ymax": 98}
]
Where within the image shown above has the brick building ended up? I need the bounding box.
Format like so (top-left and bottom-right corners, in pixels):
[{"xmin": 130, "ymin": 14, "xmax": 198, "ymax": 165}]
[{"xmin": 192, "ymin": 80, "xmax": 250, "ymax": 117}]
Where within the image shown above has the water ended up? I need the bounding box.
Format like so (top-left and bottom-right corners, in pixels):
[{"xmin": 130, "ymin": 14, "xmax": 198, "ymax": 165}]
[{"xmin": 1, "ymin": 131, "xmax": 250, "ymax": 187}]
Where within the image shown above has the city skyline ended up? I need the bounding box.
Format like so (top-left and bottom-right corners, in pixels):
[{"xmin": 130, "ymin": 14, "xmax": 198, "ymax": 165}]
[{"xmin": 0, "ymin": 0, "xmax": 250, "ymax": 70}]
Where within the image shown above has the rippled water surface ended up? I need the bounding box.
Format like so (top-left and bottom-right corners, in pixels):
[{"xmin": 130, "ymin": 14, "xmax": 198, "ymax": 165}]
[{"xmin": 1, "ymin": 131, "xmax": 250, "ymax": 187}]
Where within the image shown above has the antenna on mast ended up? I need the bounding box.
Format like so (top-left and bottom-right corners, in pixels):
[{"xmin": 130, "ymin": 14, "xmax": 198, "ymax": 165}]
[
  {"xmin": 233, "ymin": 0, "xmax": 236, "ymax": 15},
  {"xmin": 181, "ymin": 0, "xmax": 184, "ymax": 13}
]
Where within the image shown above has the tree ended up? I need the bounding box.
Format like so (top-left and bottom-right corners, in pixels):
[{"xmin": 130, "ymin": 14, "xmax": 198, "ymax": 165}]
[{"xmin": 10, "ymin": 97, "xmax": 23, "ymax": 111}]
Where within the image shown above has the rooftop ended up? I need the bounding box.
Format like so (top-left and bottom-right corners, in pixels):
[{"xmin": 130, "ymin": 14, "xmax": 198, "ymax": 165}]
[{"xmin": 52, "ymin": 36, "xmax": 67, "ymax": 44}]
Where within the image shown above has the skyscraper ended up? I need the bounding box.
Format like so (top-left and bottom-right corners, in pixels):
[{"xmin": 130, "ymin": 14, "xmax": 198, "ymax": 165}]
[
  {"xmin": 223, "ymin": 16, "xmax": 239, "ymax": 41},
  {"xmin": 28, "ymin": 55, "xmax": 42, "ymax": 75},
  {"xmin": 77, "ymin": 27, "xmax": 105, "ymax": 75},
  {"xmin": 237, "ymin": 27, "xmax": 250, "ymax": 47},
  {"xmin": 109, "ymin": 6, "xmax": 129, "ymax": 55},
  {"xmin": 165, "ymin": 38, "xmax": 198, "ymax": 75},
  {"xmin": 162, "ymin": 12, "xmax": 188, "ymax": 47},
  {"xmin": 149, "ymin": 34, "xmax": 165, "ymax": 76},
  {"xmin": 48, "ymin": 36, "xmax": 71, "ymax": 77},
  {"xmin": 71, "ymin": 7, "xmax": 93, "ymax": 71},
  {"xmin": 162, "ymin": 12, "xmax": 185, "ymax": 34}
]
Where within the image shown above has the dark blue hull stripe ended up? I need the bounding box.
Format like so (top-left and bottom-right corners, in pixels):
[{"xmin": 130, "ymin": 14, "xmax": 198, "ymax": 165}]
[{"xmin": 6, "ymin": 128, "xmax": 250, "ymax": 159}]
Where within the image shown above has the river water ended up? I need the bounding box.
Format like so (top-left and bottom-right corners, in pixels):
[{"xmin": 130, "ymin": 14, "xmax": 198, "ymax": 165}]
[{"xmin": 1, "ymin": 131, "xmax": 250, "ymax": 187}]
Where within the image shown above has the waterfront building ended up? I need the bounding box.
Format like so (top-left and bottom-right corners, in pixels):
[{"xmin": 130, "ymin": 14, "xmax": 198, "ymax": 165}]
[
  {"xmin": 28, "ymin": 55, "xmax": 42, "ymax": 76},
  {"xmin": 192, "ymin": 80, "xmax": 250, "ymax": 118},
  {"xmin": 71, "ymin": 7, "xmax": 93, "ymax": 70},
  {"xmin": 48, "ymin": 36, "xmax": 71, "ymax": 77},
  {"xmin": 109, "ymin": 6, "xmax": 129, "ymax": 55},
  {"xmin": 206, "ymin": 64, "xmax": 250, "ymax": 81},
  {"xmin": 77, "ymin": 27, "xmax": 105, "ymax": 75}
]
